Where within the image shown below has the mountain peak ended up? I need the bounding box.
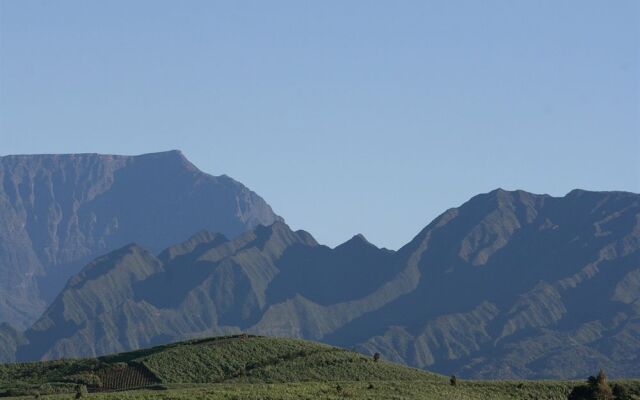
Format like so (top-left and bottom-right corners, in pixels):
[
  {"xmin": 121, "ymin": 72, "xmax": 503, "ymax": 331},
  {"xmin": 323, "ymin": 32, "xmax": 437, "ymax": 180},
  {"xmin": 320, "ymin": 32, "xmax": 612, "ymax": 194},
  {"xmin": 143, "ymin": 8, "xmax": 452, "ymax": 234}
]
[
  {"xmin": 461, "ymin": 188, "xmax": 549, "ymax": 210},
  {"xmin": 136, "ymin": 149, "xmax": 186, "ymax": 160},
  {"xmin": 350, "ymin": 233, "xmax": 369, "ymax": 243},
  {"xmin": 335, "ymin": 233, "xmax": 376, "ymax": 251},
  {"xmin": 485, "ymin": 187, "xmax": 541, "ymax": 199},
  {"xmin": 252, "ymin": 220, "xmax": 290, "ymax": 237},
  {"xmin": 252, "ymin": 220, "xmax": 298, "ymax": 243},
  {"xmin": 67, "ymin": 242, "xmax": 158, "ymax": 289},
  {"xmin": 159, "ymin": 230, "xmax": 229, "ymax": 263}
]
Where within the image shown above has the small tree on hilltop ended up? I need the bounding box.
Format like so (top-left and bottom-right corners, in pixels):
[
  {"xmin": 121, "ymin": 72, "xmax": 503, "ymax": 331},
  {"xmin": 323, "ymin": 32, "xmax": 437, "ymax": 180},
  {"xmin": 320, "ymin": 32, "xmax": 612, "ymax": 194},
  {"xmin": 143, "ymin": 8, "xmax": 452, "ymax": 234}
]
[
  {"xmin": 450, "ymin": 375, "xmax": 457, "ymax": 387},
  {"xmin": 373, "ymin": 352, "xmax": 380, "ymax": 363},
  {"xmin": 567, "ymin": 370, "xmax": 615, "ymax": 400},
  {"xmin": 74, "ymin": 384, "xmax": 85, "ymax": 399},
  {"xmin": 593, "ymin": 370, "xmax": 613, "ymax": 400}
]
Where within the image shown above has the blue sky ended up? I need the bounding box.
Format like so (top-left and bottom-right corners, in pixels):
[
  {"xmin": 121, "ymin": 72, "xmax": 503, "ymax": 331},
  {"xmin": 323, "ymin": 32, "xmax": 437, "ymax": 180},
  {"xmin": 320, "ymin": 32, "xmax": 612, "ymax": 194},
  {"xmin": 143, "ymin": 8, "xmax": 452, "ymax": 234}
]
[{"xmin": 1, "ymin": 1, "xmax": 638, "ymax": 249}]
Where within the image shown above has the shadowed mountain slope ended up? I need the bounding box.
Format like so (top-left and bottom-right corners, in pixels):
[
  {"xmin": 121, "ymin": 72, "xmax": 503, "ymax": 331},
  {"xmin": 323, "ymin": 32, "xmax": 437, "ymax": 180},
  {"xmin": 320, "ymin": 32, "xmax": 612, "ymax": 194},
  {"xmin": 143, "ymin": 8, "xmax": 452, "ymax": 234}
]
[
  {"xmin": 0, "ymin": 151, "xmax": 281, "ymax": 329},
  {"xmin": 15, "ymin": 221, "xmax": 401, "ymax": 362},
  {"xmin": 0, "ymin": 323, "xmax": 24, "ymax": 363},
  {"xmin": 7, "ymin": 189, "xmax": 640, "ymax": 379}
]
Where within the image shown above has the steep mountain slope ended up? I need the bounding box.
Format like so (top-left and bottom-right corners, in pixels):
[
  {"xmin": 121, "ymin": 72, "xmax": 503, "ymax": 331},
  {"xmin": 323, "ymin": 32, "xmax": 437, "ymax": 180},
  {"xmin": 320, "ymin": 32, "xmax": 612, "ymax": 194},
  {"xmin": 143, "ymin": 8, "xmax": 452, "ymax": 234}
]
[
  {"xmin": 8, "ymin": 189, "xmax": 640, "ymax": 379},
  {"xmin": 0, "ymin": 151, "xmax": 281, "ymax": 328},
  {"xmin": 344, "ymin": 189, "xmax": 640, "ymax": 378},
  {"xmin": 0, "ymin": 323, "xmax": 24, "ymax": 362},
  {"xmin": 16, "ymin": 221, "xmax": 400, "ymax": 361}
]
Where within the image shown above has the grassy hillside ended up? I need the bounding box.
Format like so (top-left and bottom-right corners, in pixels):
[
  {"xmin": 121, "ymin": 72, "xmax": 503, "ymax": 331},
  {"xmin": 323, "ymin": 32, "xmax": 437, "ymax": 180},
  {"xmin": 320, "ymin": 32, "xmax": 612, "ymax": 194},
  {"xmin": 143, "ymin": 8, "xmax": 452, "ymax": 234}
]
[
  {"xmin": 1, "ymin": 335, "xmax": 639, "ymax": 399},
  {"xmin": 0, "ymin": 335, "xmax": 438, "ymax": 397}
]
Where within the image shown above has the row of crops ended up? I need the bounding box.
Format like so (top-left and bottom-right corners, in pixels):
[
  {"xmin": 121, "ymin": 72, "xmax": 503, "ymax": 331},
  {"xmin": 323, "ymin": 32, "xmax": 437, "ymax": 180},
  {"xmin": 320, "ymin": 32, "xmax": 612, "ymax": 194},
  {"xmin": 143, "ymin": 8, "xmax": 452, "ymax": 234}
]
[{"xmin": 95, "ymin": 363, "xmax": 159, "ymax": 391}]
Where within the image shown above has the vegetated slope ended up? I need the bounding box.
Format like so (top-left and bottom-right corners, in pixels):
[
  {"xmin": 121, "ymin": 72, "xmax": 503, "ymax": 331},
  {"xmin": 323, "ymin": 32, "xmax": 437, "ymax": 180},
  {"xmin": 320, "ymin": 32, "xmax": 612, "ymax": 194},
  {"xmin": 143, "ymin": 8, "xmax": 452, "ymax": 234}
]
[
  {"xmin": 0, "ymin": 150, "xmax": 281, "ymax": 329},
  {"xmin": 0, "ymin": 335, "xmax": 438, "ymax": 396},
  {"xmin": 3, "ymin": 336, "xmax": 640, "ymax": 400},
  {"xmin": 11, "ymin": 189, "xmax": 640, "ymax": 379},
  {"xmin": 134, "ymin": 336, "xmax": 435, "ymax": 384},
  {"xmin": 44, "ymin": 381, "xmax": 633, "ymax": 400}
]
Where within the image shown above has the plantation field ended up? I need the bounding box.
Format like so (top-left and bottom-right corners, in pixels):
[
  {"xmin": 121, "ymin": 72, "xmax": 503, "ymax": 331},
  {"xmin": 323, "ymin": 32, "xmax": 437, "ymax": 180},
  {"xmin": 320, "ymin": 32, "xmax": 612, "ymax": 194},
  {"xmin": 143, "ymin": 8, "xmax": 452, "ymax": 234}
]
[
  {"xmin": 1, "ymin": 335, "xmax": 639, "ymax": 399},
  {"xmin": 4, "ymin": 380, "xmax": 640, "ymax": 400}
]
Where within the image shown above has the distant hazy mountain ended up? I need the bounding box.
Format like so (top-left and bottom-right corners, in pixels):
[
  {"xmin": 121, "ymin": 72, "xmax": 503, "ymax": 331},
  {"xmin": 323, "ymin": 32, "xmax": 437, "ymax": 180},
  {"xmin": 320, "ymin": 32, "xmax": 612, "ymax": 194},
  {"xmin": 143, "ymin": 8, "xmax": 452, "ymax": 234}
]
[
  {"xmin": 7, "ymin": 188, "xmax": 639, "ymax": 379},
  {"xmin": 0, "ymin": 323, "xmax": 24, "ymax": 362},
  {"xmin": 0, "ymin": 151, "xmax": 281, "ymax": 329}
]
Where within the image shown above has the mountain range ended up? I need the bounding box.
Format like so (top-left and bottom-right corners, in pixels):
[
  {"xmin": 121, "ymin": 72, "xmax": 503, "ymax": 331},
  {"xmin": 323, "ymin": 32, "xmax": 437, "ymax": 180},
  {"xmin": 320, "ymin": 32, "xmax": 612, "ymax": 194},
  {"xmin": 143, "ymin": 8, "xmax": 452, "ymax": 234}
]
[
  {"xmin": 0, "ymin": 150, "xmax": 281, "ymax": 329},
  {"xmin": 0, "ymin": 153, "xmax": 637, "ymax": 380}
]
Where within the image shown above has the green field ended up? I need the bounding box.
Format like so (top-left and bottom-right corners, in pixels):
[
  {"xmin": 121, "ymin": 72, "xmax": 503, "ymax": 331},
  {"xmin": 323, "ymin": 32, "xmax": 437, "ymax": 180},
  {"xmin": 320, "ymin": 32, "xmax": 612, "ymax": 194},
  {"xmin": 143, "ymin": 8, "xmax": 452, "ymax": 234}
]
[{"xmin": 1, "ymin": 335, "xmax": 638, "ymax": 399}]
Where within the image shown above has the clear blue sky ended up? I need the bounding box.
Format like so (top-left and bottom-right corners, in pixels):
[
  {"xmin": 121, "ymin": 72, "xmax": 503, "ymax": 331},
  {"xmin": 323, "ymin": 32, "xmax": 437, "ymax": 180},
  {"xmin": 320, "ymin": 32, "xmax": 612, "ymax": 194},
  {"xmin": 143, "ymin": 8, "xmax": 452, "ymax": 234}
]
[{"xmin": 1, "ymin": 1, "xmax": 638, "ymax": 249}]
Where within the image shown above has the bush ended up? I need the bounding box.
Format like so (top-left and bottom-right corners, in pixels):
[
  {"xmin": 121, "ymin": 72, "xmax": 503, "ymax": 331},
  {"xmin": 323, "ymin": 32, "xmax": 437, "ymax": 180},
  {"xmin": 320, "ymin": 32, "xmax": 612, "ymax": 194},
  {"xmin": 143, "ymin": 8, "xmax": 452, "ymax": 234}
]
[
  {"xmin": 1, "ymin": 383, "xmax": 78, "ymax": 397},
  {"xmin": 612, "ymin": 384, "xmax": 632, "ymax": 400},
  {"xmin": 63, "ymin": 373, "xmax": 103, "ymax": 388},
  {"xmin": 567, "ymin": 370, "xmax": 614, "ymax": 400},
  {"xmin": 74, "ymin": 384, "xmax": 88, "ymax": 399}
]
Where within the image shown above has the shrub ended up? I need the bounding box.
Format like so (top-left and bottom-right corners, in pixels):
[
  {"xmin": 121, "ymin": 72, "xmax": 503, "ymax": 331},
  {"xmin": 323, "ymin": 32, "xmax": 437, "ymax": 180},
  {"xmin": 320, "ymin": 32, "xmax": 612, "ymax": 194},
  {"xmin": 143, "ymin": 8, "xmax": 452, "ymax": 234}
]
[
  {"xmin": 568, "ymin": 384, "xmax": 593, "ymax": 400},
  {"xmin": 450, "ymin": 375, "xmax": 457, "ymax": 386},
  {"xmin": 612, "ymin": 384, "xmax": 632, "ymax": 400},
  {"xmin": 594, "ymin": 370, "xmax": 614, "ymax": 400},
  {"xmin": 74, "ymin": 384, "xmax": 87, "ymax": 399},
  {"xmin": 567, "ymin": 370, "xmax": 614, "ymax": 400},
  {"xmin": 373, "ymin": 353, "xmax": 380, "ymax": 363},
  {"xmin": 63, "ymin": 373, "xmax": 103, "ymax": 388}
]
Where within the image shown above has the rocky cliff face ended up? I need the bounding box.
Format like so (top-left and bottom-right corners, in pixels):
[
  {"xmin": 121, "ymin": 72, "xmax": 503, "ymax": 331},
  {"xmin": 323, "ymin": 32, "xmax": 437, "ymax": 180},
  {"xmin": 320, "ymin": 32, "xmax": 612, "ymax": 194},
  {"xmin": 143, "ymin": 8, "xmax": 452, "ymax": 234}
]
[
  {"xmin": 0, "ymin": 151, "xmax": 281, "ymax": 329},
  {"xmin": 0, "ymin": 323, "xmax": 24, "ymax": 362}
]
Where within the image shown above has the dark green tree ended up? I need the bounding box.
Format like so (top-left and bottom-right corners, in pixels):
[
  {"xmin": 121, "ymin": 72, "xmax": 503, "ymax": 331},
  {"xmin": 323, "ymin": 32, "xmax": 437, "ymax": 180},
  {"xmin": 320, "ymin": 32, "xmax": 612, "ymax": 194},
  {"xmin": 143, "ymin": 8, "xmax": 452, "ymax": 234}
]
[
  {"xmin": 373, "ymin": 352, "xmax": 380, "ymax": 363},
  {"xmin": 568, "ymin": 385, "xmax": 592, "ymax": 400},
  {"xmin": 450, "ymin": 375, "xmax": 457, "ymax": 386},
  {"xmin": 567, "ymin": 370, "xmax": 614, "ymax": 400},
  {"xmin": 74, "ymin": 384, "xmax": 87, "ymax": 399},
  {"xmin": 594, "ymin": 370, "xmax": 614, "ymax": 400},
  {"xmin": 612, "ymin": 384, "xmax": 632, "ymax": 400}
]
